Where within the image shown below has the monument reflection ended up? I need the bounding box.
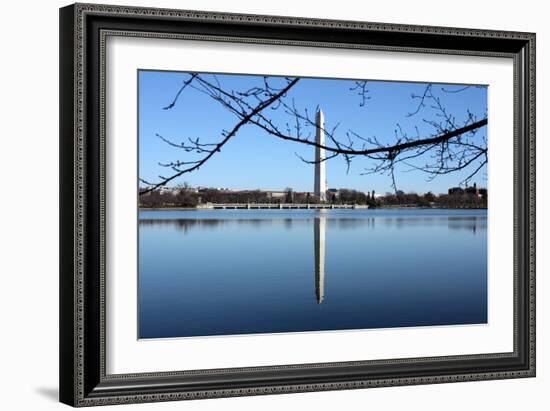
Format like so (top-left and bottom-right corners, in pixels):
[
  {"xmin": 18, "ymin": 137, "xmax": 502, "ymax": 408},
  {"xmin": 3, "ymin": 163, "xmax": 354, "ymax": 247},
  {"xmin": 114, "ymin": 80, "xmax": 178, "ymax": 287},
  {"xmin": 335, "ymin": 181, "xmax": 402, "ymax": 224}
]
[{"xmin": 314, "ymin": 215, "xmax": 326, "ymax": 304}]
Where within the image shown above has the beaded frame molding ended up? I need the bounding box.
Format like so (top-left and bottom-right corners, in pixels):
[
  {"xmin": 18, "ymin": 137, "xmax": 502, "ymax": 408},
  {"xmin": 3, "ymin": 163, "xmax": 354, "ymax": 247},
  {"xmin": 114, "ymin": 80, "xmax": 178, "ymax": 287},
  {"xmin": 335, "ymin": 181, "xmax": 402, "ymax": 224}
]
[{"xmin": 59, "ymin": 3, "xmax": 535, "ymax": 407}]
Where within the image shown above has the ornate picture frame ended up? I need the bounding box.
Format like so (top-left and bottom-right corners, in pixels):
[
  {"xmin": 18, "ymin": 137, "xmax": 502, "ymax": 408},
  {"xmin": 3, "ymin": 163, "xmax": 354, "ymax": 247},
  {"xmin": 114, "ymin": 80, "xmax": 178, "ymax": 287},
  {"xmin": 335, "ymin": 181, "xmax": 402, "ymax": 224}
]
[{"xmin": 59, "ymin": 3, "xmax": 535, "ymax": 406}]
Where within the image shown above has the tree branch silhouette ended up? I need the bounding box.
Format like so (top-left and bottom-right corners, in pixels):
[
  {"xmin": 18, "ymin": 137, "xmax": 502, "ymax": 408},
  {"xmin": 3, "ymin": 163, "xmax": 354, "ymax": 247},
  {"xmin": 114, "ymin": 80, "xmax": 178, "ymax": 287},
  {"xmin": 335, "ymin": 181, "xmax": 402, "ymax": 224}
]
[
  {"xmin": 139, "ymin": 77, "xmax": 299, "ymax": 194},
  {"xmin": 140, "ymin": 75, "xmax": 487, "ymax": 195}
]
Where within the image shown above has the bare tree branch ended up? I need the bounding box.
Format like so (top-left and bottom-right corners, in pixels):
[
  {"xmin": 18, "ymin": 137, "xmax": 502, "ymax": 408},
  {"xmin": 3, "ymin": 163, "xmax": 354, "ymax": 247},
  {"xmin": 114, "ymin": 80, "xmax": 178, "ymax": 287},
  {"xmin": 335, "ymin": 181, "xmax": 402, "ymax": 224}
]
[
  {"xmin": 140, "ymin": 74, "xmax": 488, "ymax": 195},
  {"xmin": 163, "ymin": 73, "xmax": 198, "ymax": 110},
  {"xmin": 140, "ymin": 77, "xmax": 300, "ymax": 194}
]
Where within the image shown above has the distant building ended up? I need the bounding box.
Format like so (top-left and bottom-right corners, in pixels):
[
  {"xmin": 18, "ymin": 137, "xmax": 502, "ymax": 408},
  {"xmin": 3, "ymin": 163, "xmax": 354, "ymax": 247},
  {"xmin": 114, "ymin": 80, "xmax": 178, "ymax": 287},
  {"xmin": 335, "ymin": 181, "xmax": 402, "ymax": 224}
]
[
  {"xmin": 264, "ymin": 191, "xmax": 286, "ymax": 199},
  {"xmin": 448, "ymin": 187, "xmax": 465, "ymax": 195},
  {"xmin": 448, "ymin": 182, "xmax": 486, "ymax": 198},
  {"xmin": 159, "ymin": 186, "xmax": 177, "ymax": 195}
]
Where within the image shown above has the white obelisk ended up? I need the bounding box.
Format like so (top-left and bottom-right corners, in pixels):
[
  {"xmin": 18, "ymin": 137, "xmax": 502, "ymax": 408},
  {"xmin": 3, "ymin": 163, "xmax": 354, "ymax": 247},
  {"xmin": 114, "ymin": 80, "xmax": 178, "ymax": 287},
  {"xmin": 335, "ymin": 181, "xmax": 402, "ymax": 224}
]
[{"xmin": 314, "ymin": 109, "xmax": 327, "ymax": 202}]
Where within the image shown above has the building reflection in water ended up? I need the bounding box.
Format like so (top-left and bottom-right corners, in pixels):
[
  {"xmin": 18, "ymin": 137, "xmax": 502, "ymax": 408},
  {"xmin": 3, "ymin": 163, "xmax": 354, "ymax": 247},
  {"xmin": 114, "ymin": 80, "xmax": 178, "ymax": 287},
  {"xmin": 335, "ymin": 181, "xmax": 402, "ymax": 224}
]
[{"xmin": 314, "ymin": 215, "xmax": 326, "ymax": 304}]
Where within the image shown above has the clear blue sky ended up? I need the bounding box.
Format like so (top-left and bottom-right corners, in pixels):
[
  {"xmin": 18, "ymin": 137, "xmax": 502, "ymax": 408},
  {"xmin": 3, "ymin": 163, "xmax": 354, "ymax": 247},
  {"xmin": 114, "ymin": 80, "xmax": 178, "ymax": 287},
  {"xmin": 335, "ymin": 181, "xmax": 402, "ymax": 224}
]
[{"xmin": 139, "ymin": 70, "xmax": 487, "ymax": 195}]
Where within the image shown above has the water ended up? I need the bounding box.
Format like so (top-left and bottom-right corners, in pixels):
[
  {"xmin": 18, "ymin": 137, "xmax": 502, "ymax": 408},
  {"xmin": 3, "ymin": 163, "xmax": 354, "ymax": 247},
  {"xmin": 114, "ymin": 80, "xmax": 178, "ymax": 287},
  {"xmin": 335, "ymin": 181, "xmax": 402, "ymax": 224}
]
[{"xmin": 138, "ymin": 208, "xmax": 487, "ymax": 339}]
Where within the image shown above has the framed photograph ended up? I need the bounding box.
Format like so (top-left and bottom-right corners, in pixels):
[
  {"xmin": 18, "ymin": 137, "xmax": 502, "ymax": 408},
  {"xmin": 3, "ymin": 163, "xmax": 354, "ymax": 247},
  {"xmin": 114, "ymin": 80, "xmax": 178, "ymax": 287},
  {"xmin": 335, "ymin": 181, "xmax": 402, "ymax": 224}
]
[{"xmin": 59, "ymin": 3, "xmax": 536, "ymax": 407}]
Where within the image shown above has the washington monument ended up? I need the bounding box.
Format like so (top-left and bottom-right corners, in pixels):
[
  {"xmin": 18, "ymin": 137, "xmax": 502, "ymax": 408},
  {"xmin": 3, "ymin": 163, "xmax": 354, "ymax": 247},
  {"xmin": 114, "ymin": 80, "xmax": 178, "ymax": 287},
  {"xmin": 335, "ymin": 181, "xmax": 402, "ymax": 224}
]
[
  {"xmin": 313, "ymin": 108, "xmax": 327, "ymax": 304},
  {"xmin": 314, "ymin": 108, "xmax": 328, "ymax": 202}
]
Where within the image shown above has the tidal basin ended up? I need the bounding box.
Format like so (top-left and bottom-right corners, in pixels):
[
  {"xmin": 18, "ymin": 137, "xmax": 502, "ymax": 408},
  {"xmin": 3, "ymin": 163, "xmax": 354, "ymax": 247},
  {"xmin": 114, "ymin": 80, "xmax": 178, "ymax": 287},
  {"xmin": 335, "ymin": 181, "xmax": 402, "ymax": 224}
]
[{"xmin": 138, "ymin": 208, "xmax": 487, "ymax": 339}]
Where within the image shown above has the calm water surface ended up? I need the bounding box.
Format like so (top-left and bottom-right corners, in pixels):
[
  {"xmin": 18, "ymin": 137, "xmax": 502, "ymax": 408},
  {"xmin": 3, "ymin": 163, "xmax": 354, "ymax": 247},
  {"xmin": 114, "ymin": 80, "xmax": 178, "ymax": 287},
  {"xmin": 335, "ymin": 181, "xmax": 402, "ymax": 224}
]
[{"xmin": 138, "ymin": 208, "xmax": 487, "ymax": 339}]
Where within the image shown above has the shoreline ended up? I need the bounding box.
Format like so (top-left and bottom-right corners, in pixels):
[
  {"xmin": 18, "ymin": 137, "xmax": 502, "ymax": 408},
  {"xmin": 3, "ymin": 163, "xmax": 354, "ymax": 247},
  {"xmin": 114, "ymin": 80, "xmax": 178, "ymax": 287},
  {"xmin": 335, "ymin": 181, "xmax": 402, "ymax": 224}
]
[{"xmin": 139, "ymin": 206, "xmax": 488, "ymax": 211}]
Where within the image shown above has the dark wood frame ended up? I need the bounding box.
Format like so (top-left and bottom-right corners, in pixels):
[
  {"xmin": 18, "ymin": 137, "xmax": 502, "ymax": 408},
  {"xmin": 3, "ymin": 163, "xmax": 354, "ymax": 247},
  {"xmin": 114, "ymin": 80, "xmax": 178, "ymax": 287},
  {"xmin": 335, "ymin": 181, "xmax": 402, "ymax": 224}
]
[{"xmin": 60, "ymin": 3, "xmax": 536, "ymax": 407}]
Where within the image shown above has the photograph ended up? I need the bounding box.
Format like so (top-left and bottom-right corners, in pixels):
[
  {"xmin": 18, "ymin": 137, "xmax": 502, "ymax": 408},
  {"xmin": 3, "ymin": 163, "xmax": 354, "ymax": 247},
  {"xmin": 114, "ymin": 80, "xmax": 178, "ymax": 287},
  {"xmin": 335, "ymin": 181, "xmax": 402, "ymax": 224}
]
[
  {"xmin": 55, "ymin": 2, "xmax": 536, "ymax": 407},
  {"xmin": 137, "ymin": 71, "xmax": 489, "ymax": 339}
]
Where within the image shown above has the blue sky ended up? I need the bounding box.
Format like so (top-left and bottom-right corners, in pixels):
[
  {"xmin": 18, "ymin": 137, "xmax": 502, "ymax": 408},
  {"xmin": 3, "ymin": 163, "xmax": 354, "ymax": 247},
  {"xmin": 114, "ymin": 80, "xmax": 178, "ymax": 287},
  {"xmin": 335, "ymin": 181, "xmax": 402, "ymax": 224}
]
[{"xmin": 139, "ymin": 70, "xmax": 487, "ymax": 195}]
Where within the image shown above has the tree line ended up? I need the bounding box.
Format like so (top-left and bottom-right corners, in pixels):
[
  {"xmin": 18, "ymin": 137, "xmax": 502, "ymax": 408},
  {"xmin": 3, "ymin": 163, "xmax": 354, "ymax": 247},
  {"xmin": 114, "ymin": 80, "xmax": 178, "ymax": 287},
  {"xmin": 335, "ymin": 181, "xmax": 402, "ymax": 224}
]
[{"xmin": 139, "ymin": 186, "xmax": 486, "ymax": 209}]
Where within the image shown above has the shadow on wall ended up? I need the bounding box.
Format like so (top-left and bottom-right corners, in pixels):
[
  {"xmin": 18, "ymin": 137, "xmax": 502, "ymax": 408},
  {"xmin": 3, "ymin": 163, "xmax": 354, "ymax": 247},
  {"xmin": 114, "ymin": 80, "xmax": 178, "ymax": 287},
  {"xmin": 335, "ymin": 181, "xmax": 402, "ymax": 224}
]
[{"xmin": 35, "ymin": 387, "xmax": 58, "ymax": 402}]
